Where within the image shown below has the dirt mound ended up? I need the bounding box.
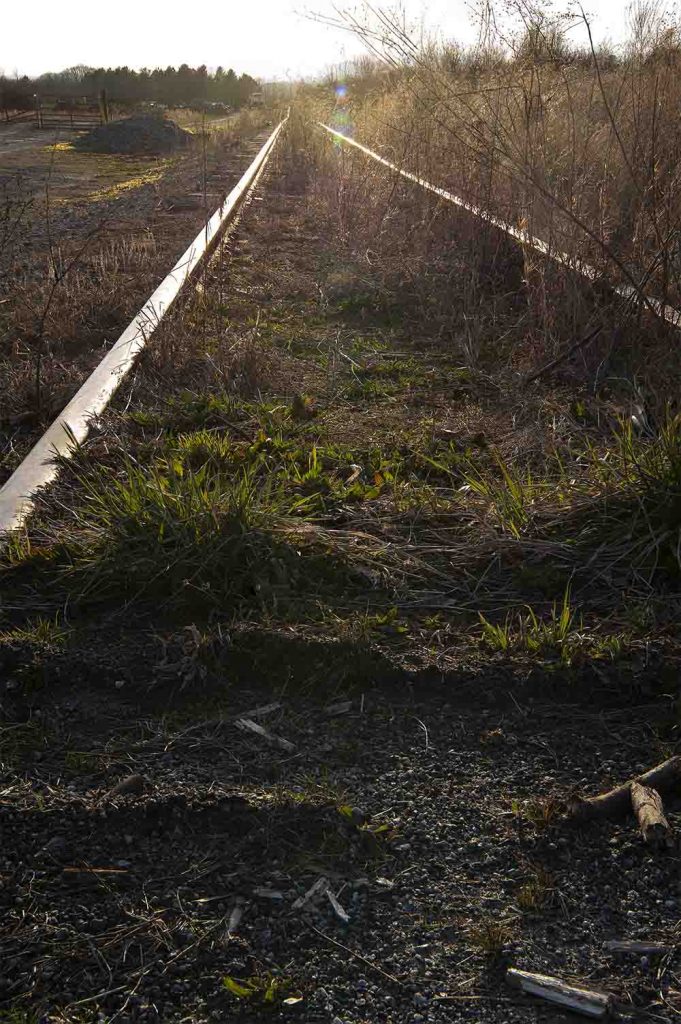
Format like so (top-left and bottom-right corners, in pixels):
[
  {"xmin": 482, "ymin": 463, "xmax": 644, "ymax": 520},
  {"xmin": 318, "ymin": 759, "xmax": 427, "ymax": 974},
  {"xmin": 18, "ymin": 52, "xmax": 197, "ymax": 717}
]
[{"xmin": 73, "ymin": 115, "xmax": 192, "ymax": 155}]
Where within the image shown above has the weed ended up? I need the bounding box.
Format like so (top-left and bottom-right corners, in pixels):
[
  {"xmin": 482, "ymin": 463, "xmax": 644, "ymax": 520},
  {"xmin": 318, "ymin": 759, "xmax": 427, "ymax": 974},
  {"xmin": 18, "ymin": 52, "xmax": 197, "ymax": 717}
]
[
  {"xmin": 514, "ymin": 794, "xmax": 564, "ymax": 831},
  {"xmin": 479, "ymin": 588, "xmax": 579, "ymax": 663},
  {"xmin": 467, "ymin": 916, "xmax": 515, "ymax": 954},
  {"xmin": 0, "ymin": 614, "xmax": 69, "ymax": 648},
  {"xmin": 0, "ymin": 1009, "xmax": 39, "ymax": 1024},
  {"xmin": 222, "ymin": 973, "xmax": 300, "ymax": 1007},
  {"xmin": 130, "ymin": 391, "xmax": 247, "ymax": 433},
  {"xmin": 63, "ymin": 750, "xmax": 100, "ymax": 773},
  {"xmin": 517, "ymin": 868, "xmax": 555, "ymax": 913},
  {"xmin": 0, "ymin": 721, "xmax": 52, "ymax": 765},
  {"xmin": 23, "ymin": 452, "xmax": 375, "ymax": 620}
]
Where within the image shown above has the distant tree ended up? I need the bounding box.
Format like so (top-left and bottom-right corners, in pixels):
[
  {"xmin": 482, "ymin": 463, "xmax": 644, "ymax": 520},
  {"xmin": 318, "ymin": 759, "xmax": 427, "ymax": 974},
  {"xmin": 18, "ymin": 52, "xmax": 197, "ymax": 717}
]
[{"xmin": 7, "ymin": 63, "xmax": 261, "ymax": 110}]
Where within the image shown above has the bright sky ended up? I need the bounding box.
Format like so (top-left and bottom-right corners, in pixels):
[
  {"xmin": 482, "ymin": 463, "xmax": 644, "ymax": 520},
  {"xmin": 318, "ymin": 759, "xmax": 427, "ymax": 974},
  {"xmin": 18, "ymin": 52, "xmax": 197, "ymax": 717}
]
[{"xmin": 2, "ymin": 0, "xmax": 638, "ymax": 81}]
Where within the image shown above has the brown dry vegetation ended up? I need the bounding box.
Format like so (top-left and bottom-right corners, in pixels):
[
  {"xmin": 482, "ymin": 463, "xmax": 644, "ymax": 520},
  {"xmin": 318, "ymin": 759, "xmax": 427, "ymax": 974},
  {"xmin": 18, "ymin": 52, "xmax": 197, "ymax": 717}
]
[{"xmin": 301, "ymin": 0, "xmax": 681, "ymax": 404}]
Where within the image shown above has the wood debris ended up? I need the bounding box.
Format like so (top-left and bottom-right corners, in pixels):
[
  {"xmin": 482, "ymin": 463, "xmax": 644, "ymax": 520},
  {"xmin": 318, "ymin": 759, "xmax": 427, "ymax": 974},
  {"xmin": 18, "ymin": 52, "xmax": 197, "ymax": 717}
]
[
  {"xmin": 227, "ymin": 900, "xmax": 244, "ymax": 936},
  {"xmin": 325, "ymin": 701, "xmax": 352, "ymax": 716},
  {"xmin": 630, "ymin": 781, "xmax": 674, "ymax": 849},
  {"xmin": 105, "ymin": 774, "xmax": 146, "ymax": 799},
  {"xmin": 569, "ymin": 756, "xmax": 681, "ymax": 822},
  {"xmin": 507, "ymin": 968, "xmax": 613, "ymax": 1018},
  {"xmin": 603, "ymin": 940, "xmax": 671, "ymax": 955},
  {"xmin": 253, "ymin": 887, "xmax": 285, "ymax": 900},
  {"xmin": 238, "ymin": 702, "xmax": 283, "ymax": 720},
  {"xmin": 235, "ymin": 717, "xmax": 295, "ymax": 753},
  {"xmin": 292, "ymin": 876, "xmax": 329, "ymax": 911},
  {"xmin": 326, "ymin": 889, "xmax": 350, "ymax": 924}
]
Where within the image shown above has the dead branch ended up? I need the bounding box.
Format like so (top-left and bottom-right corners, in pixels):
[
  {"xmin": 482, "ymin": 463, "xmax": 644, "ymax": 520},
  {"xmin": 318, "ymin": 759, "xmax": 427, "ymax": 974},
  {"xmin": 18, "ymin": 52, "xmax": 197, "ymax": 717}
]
[
  {"xmin": 630, "ymin": 781, "xmax": 674, "ymax": 850},
  {"xmin": 522, "ymin": 325, "xmax": 603, "ymax": 385},
  {"xmin": 507, "ymin": 968, "xmax": 613, "ymax": 1018},
  {"xmin": 569, "ymin": 756, "xmax": 681, "ymax": 823}
]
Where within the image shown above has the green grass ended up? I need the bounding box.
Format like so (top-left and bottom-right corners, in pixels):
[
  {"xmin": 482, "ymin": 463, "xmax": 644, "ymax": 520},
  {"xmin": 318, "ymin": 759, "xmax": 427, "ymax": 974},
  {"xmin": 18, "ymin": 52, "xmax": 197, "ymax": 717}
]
[
  {"xmin": 4, "ymin": 386, "xmax": 681, "ymax": 685},
  {"xmin": 55, "ymin": 455, "xmax": 366, "ymax": 616},
  {"xmin": 479, "ymin": 588, "xmax": 578, "ymax": 661},
  {"xmin": 0, "ymin": 614, "xmax": 69, "ymax": 648},
  {"xmin": 222, "ymin": 973, "xmax": 301, "ymax": 1008},
  {"xmin": 478, "ymin": 589, "xmax": 630, "ymax": 666}
]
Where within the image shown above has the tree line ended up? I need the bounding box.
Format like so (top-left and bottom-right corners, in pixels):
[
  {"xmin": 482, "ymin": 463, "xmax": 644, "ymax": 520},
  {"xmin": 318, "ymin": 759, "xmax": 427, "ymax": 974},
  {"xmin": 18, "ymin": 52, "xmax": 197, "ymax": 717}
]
[{"xmin": 1, "ymin": 64, "xmax": 260, "ymax": 110}]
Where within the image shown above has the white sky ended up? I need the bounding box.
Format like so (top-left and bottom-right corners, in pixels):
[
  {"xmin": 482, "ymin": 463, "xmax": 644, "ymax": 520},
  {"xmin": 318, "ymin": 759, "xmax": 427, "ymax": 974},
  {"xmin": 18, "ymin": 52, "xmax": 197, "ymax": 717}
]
[{"xmin": 2, "ymin": 1, "xmax": 640, "ymax": 81}]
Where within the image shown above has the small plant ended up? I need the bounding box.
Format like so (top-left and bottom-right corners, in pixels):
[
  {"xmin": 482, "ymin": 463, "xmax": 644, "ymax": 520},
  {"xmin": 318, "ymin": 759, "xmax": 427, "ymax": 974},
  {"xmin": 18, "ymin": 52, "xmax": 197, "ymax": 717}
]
[
  {"xmin": 514, "ymin": 794, "xmax": 564, "ymax": 830},
  {"xmin": 479, "ymin": 588, "xmax": 579, "ymax": 662},
  {"xmin": 463, "ymin": 452, "xmax": 540, "ymax": 538},
  {"xmin": 0, "ymin": 614, "xmax": 69, "ymax": 648},
  {"xmin": 64, "ymin": 749, "xmax": 100, "ymax": 772},
  {"xmin": 467, "ymin": 916, "xmax": 515, "ymax": 954},
  {"xmin": 479, "ymin": 615, "xmax": 511, "ymax": 652},
  {"xmin": 0, "ymin": 1009, "xmax": 39, "ymax": 1024},
  {"xmin": 517, "ymin": 868, "xmax": 555, "ymax": 913},
  {"xmin": 223, "ymin": 973, "xmax": 301, "ymax": 1007}
]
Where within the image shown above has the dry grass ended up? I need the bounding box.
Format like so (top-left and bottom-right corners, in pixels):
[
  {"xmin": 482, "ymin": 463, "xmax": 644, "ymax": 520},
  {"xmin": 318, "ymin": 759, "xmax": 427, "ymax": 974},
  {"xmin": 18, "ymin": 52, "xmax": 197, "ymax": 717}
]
[{"xmin": 297, "ymin": 1, "xmax": 681, "ymax": 407}]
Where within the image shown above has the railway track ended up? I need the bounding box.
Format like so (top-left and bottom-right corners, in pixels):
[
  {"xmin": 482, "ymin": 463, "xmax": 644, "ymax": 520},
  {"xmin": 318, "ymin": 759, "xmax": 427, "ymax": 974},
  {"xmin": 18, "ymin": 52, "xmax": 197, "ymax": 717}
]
[
  {"xmin": 0, "ymin": 117, "xmax": 287, "ymax": 538},
  {"xmin": 318, "ymin": 122, "xmax": 681, "ymax": 332},
  {"xmin": 1, "ymin": 109, "xmax": 680, "ymax": 1024},
  {"xmin": 1, "ymin": 113, "xmax": 677, "ymax": 541}
]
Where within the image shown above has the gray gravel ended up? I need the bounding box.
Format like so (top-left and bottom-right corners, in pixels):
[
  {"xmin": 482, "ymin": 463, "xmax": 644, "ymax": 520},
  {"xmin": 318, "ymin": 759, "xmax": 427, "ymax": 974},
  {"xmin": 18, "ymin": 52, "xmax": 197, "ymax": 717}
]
[{"xmin": 2, "ymin": 671, "xmax": 680, "ymax": 1022}]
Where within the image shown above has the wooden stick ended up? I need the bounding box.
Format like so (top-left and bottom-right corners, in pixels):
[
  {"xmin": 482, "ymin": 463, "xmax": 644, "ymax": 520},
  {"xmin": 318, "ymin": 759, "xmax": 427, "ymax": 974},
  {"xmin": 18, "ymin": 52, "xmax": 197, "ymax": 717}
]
[
  {"xmin": 569, "ymin": 755, "xmax": 681, "ymax": 822},
  {"xmin": 506, "ymin": 969, "xmax": 613, "ymax": 1018},
  {"xmin": 604, "ymin": 940, "xmax": 671, "ymax": 956},
  {"xmin": 235, "ymin": 718, "xmax": 295, "ymax": 753},
  {"xmin": 522, "ymin": 325, "xmax": 603, "ymax": 385},
  {"xmin": 630, "ymin": 781, "xmax": 674, "ymax": 849}
]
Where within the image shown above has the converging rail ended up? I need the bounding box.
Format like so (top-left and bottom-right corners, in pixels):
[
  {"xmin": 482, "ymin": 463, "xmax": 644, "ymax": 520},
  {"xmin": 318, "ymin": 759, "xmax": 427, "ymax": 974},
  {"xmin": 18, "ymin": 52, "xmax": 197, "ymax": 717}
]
[
  {"xmin": 318, "ymin": 122, "xmax": 681, "ymax": 333},
  {"xmin": 0, "ymin": 117, "xmax": 287, "ymax": 539}
]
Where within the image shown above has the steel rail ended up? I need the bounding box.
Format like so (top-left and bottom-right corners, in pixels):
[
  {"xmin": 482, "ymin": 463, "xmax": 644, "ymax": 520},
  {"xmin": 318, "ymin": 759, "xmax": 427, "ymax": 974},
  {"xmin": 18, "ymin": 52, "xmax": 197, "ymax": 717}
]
[
  {"xmin": 317, "ymin": 122, "xmax": 681, "ymax": 332},
  {"xmin": 0, "ymin": 117, "xmax": 287, "ymax": 538}
]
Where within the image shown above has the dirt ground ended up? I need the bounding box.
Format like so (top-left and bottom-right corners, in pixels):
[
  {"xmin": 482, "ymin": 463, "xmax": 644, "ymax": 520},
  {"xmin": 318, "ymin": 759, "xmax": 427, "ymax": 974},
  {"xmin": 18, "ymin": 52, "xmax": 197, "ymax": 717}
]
[
  {"xmin": 0, "ymin": 122, "xmax": 165, "ymax": 201},
  {"xmin": 1, "ymin": 132, "xmax": 681, "ymax": 1024}
]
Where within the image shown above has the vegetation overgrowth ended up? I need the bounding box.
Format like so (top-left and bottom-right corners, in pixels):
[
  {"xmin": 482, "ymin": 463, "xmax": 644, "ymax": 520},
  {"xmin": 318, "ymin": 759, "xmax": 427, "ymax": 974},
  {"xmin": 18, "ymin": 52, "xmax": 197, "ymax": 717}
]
[
  {"xmin": 298, "ymin": 0, "xmax": 681, "ymax": 404},
  {"xmin": 2, "ymin": 1, "xmax": 681, "ymax": 700}
]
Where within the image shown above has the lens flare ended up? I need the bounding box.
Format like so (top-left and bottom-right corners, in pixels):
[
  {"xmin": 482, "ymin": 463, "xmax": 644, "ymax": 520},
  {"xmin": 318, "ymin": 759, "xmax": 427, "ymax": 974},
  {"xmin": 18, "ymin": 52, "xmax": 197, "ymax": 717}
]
[{"xmin": 332, "ymin": 82, "xmax": 353, "ymax": 138}]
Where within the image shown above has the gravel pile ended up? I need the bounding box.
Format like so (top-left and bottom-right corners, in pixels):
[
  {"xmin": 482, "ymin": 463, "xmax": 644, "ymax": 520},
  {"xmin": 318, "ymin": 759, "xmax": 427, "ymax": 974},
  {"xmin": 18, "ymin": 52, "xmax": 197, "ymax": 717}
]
[{"xmin": 73, "ymin": 115, "xmax": 192, "ymax": 155}]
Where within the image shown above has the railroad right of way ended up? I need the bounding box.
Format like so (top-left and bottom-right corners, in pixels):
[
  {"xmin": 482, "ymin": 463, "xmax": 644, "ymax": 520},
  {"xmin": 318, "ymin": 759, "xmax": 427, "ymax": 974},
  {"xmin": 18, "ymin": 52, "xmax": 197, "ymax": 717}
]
[{"xmin": 1, "ymin": 126, "xmax": 679, "ymax": 1023}]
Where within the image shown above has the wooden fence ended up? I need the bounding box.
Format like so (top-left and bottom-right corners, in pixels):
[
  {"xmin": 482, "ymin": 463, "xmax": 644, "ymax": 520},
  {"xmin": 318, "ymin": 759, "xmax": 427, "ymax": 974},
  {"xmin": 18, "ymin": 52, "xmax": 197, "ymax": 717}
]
[{"xmin": 1, "ymin": 93, "xmax": 108, "ymax": 131}]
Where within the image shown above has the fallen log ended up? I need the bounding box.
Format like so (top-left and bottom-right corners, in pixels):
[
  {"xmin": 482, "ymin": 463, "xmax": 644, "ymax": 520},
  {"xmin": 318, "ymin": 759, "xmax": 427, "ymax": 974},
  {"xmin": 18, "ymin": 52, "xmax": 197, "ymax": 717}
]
[
  {"xmin": 630, "ymin": 781, "xmax": 674, "ymax": 849},
  {"xmin": 569, "ymin": 755, "xmax": 681, "ymax": 822},
  {"xmin": 506, "ymin": 968, "xmax": 613, "ymax": 1018}
]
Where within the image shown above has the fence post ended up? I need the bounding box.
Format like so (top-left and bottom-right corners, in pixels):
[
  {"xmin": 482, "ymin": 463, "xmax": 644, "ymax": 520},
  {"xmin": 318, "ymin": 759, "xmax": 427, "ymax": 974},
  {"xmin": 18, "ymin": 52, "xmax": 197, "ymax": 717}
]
[
  {"xmin": 100, "ymin": 88, "xmax": 109, "ymax": 124},
  {"xmin": 34, "ymin": 94, "xmax": 42, "ymax": 129}
]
